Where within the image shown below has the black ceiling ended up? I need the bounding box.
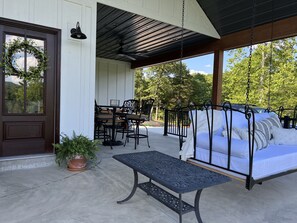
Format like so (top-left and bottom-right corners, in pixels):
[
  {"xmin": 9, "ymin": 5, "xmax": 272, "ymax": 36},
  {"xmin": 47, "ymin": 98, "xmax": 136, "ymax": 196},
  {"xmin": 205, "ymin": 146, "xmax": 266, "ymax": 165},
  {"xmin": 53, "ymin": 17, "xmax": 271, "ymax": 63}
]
[
  {"xmin": 96, "ymin": 3, "xmax": 209, "ymax": 62},
  {"xmin": 96, "ymin": 0, "xmax": 297, "ymax": 63},
  {"xmin": 197, "ymin": 0, "xmax": 297, "ymax": 36}
]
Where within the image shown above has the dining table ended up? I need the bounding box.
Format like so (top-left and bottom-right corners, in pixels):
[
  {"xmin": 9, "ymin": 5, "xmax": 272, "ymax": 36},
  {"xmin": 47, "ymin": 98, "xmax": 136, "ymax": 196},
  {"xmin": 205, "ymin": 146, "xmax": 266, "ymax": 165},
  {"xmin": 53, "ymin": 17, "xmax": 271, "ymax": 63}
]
[{"xmin": 98, "ymin": 105, "xmax": 126, "ymax": 146}]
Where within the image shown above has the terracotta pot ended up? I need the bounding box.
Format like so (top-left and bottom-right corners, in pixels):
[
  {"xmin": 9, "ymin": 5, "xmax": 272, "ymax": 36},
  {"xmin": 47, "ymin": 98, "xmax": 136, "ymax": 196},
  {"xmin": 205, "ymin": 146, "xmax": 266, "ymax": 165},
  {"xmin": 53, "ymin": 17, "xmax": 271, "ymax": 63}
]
[{"xmin": 67, "ymin": 155, "xmax": 87, "ymax": 171}]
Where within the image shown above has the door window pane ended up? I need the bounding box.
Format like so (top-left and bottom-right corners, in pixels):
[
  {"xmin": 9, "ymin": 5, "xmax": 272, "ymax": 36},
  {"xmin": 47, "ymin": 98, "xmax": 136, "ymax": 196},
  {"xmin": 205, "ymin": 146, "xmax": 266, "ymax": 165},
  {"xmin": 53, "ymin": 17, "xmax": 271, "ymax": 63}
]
[
  {"xmin": 4, "ymin": 35, "xmax": 25, "ymax": 74},
  {"xmin": 3, "ymin": 35, "xmax": 45, "ymax": 114},
  {"xmin": 26, "ymin": 78, "xmax": 44, "ymax": 114},
  {"xmin": 4, "ymin": 75, "xmax": 24, "ymax": 113},
  {"xmin": 27, "ymin": 38, "xmax": 45, "ymax": 77}
]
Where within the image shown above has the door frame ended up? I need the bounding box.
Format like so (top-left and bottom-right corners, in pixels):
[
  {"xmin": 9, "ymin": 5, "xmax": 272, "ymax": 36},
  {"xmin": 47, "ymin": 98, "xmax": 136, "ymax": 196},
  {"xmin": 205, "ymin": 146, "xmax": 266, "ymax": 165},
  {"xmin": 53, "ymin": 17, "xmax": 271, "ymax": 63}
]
[{"xmin": 0, "ymin": 17, "xmax": 61, "ymax": 152}]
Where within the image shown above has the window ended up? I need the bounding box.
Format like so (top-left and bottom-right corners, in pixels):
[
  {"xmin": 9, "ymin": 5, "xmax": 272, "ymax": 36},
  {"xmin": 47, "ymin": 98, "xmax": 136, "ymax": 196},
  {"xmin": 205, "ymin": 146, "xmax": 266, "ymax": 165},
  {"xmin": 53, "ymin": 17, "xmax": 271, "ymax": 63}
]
[{"xmin": 4, "ymin": 34, "xmax": 45, "ymax": 114}]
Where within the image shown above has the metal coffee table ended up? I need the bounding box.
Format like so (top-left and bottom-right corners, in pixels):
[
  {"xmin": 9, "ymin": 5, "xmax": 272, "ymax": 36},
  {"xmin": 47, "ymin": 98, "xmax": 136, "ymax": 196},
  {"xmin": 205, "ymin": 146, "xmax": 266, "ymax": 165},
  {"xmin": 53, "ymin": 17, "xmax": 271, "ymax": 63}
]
[{"xmin": 113, "ymin": 151, "xmax": 230, "ymax": 223}]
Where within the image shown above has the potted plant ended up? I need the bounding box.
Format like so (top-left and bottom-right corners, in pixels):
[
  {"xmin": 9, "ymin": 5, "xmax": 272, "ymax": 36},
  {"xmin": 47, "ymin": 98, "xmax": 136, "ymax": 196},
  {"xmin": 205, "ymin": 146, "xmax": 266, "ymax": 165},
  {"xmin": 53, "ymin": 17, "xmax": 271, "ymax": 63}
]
[{"xmin": 53, "ymin": 131, "xmax": 100, "ymax": 171}]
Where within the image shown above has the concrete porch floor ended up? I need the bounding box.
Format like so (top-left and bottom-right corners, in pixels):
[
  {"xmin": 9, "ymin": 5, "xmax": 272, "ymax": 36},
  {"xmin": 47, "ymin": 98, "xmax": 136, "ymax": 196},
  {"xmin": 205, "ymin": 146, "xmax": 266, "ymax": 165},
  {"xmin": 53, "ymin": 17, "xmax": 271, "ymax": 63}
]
[{"xmin": 0, "ymin": 127, "xmax": 297, "ymax": 223}]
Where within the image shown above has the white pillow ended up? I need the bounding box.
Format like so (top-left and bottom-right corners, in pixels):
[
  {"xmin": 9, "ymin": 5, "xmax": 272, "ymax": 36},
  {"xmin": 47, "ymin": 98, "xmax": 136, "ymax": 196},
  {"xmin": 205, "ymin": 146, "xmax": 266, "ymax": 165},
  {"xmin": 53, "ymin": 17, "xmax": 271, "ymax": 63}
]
[
  {"xmin": 253, "ymin": 115, "xmax": 282, "ymax": 140},
  {"xmin": 223, "ymin": 111, "xmax": 248, "ymax": 129},
  {"xmin": 223, "ymin": 111, "xmax": 271, "ymax": 129},
  {"xmin": 191, "ymin": 110, "xmax": 223, "ymax": 134},
  {"xmin": 197, "ymin": 133, "xmax": 249, "ymax": 158},
  {"xmin": 222, "ymin": 128, "xmax": 241, "ymax": 139},
  {"xmin": 271, "ymin": 126, "xmax": 297, "ymax": 145},
  {"xmin": 233, "ymin": 127, "xmax": 268, "ymax": 151}
]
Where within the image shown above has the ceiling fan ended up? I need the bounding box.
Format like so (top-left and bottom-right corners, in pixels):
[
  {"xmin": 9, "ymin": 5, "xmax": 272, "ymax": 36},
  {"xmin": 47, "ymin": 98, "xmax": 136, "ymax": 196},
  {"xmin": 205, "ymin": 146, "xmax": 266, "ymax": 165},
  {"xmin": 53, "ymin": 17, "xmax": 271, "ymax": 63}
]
[{"xmin": 117, "ymin": 40, "xmax": 148, "ymax": 61}]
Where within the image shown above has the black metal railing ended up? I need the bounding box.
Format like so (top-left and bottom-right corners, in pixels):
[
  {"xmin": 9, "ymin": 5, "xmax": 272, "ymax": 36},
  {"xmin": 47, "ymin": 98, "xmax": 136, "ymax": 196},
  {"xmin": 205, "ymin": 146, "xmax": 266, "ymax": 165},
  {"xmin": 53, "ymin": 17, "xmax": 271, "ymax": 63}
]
[
  {"xmin": 277, "ymin": 105, "xmax": 297, "ymax": 129},
  {"xmin": 163, "ymin": 108, "xmax": 190, "ymax": 138}
]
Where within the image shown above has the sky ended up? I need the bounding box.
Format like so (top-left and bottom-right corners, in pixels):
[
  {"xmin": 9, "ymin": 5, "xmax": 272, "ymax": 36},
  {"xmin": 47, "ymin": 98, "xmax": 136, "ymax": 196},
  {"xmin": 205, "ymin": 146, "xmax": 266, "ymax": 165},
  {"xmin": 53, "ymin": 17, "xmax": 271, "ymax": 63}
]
[{"xmin": 183, "ymin": 52, "xmax": 231, "ymax": 75}]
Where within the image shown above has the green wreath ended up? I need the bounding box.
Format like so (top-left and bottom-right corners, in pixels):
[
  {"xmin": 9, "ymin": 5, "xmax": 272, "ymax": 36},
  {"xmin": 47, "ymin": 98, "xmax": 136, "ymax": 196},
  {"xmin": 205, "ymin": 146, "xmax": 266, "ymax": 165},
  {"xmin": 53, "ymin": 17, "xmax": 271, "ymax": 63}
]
[{"xmin": 1, "ymin": 38, "xmax": 48, "ymax": 80}]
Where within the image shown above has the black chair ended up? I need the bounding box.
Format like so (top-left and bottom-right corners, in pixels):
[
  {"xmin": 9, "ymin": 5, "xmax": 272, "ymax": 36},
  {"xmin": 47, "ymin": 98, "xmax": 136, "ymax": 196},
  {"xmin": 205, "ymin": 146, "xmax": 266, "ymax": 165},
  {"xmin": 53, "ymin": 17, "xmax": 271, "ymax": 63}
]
[
  {"xmin": 94, "ymin": 102, "xmax": 104, "ymax": 139},
  {"xmin": 94, "ymin": 103, "xmax": 113, "ymax": 148},
  {"xmin": 125, "ymin": 99, "xmax": 154, "ymax": 149},
  {"xmin": 116, "ymin": 99, "xmax": 140, "ymax": 138}
]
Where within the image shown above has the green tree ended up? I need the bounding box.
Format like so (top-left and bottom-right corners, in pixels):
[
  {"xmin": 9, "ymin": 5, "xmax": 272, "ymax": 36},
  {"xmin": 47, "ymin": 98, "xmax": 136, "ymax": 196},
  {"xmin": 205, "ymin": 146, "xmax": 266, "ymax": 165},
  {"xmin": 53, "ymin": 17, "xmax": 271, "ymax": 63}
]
[
  {"xmin": 189, "ymin": 73, "xmax": 212, "ymax": 104},
  {"xmin": 223, "ymin": 37, "xmax": 297, "ymax": 110},
  {"xmin": 222, "ymin": 48, "xmax": 249, "ymax": 103},
  {"xmin": 134, "ymin": 68, "xmax": 148, "ymax": 100},
  {"xmin": 145, "ymin": 63, "xmax": 176, "ymax": 120},
  {"xmin": 135, "ymin": 62, "xmax": 193, "ymax": 120}
]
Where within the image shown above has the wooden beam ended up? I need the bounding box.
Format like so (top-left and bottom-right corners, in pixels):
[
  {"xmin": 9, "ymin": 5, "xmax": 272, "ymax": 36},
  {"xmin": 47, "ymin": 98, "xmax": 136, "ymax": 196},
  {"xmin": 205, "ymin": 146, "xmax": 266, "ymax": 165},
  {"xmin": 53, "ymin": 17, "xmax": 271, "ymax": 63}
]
[
  {"xmin": 212, "ymin": 50, "xmax": 223, "ymax": 105},
  {"xmin": 131, "ymin": 15, "xmax": 297, "ymax": 69}
]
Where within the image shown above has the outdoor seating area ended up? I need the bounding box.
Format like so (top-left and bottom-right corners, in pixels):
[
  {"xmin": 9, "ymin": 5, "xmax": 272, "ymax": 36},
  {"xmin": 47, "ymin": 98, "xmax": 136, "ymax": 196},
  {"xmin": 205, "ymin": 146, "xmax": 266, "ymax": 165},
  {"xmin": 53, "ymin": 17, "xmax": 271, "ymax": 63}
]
[
  {"xmin": 94, "ymin": 99, "xmax": 154, "ymax": 149},
  {"xmin": 1, "ymin": 1, "xmax": 297, "ymax": 223},
  {"xmin": 1, "ymin": 128, "xmax": 297, "ymax": 223}
]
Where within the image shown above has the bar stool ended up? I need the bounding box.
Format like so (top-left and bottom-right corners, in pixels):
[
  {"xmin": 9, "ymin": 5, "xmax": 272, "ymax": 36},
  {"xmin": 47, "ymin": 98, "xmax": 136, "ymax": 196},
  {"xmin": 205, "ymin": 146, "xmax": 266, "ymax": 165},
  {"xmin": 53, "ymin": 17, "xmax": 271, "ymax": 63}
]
[
  {"xmin": 125, "ymin": 99, "xmax": 154, "ymax": 149},
  {"xmin": 94, "ymin": 104, "xmax": 114, "ymax": 149},
  {"xmin": 116, "ymin": 99, "xmax": 140, "ymax": 139}
]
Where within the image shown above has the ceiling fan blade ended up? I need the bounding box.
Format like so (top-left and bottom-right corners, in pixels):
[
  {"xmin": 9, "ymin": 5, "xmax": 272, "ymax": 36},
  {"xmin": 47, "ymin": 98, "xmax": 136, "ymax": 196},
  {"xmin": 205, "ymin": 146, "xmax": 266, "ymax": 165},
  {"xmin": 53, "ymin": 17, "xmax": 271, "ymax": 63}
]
[
  {"xmin": 118, "ymin": 53, "xmax": 136, "ymax": 61},
  {"xmin": 125, "ymin": 50, "xmax": 148, "ymax": 54},
  {"xmin": 117, "ymin": 40, "xmax": 148, "ymax": 60},
  {"xmin": 135, "ymin": 53, "xmax": 149, "ymax": 57}
]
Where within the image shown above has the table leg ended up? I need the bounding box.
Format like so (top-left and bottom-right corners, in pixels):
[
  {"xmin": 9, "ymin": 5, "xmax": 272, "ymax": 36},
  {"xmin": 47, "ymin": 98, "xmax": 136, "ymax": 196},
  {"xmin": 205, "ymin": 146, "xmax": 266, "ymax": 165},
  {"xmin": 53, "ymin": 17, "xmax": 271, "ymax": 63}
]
[
  {"xmin": 117, "ymin": 170, "xmax": 138, "ymax": 204},
  {"xmin": 103, "ymin": 107, "xmax": 123, "ymax": 146},
  {"xmin": 133, "ymin": 122, "xmax": 140, "ymax": 150},
  {"xmin": 194, "ymin": 189, "xmax": 203, "ymax": 223},
  {"xmin": 111, "ymin": 107, "xmax": 116, "ymax": 141},
  {"xmin": 179, "ymin": 194, "xmax": 183, "ymax": 223},
  {"xmin": 147, "ymin": 178, "xmax": 152, "ymax": 195}
]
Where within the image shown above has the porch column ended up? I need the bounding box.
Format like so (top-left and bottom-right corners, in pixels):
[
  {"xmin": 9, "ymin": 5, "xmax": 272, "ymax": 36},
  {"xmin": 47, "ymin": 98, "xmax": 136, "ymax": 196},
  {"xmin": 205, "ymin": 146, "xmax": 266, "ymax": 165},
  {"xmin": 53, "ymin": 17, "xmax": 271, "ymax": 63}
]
[{"xmin": 212, "ymin": 50, "xmax": 224, "ymax": 105}]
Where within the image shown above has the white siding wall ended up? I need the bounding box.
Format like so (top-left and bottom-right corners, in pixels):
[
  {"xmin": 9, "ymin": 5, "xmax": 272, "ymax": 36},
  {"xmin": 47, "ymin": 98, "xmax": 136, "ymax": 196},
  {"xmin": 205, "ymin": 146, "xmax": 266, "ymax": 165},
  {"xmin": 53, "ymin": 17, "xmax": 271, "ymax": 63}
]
[
  {"xmin": 95, "ymin": 58, "xmax": 135, "ymax": 105},
  {"xmin": 0, "ymin": 0, "xmax": 97, "ymax": 138}
]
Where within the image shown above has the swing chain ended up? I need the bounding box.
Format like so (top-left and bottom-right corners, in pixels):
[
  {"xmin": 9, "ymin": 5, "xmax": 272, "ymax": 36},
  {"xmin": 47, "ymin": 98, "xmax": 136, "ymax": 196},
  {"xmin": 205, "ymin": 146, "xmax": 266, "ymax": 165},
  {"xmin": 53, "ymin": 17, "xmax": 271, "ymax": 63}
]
[
  {"xmin": 177, "ymin": 0, "xmax": 185, "ymax": 151},
  {"xmin": 268, "ymin": 0, "xmax": 274, "ymax": 108},
  {"xmin": 246, "ymin": 0, "xmax": 256, "ymax": 105},
  {"xmin": 178, "ymin": 0, "xmax": 185, "ymax": 105},
  {"xmin": 180, "ymin": 0, "xmax": 185, "ymax": 61},
  {"xmin": 247, "ymin": 43, "xmax": 253, "ymax": 104}
]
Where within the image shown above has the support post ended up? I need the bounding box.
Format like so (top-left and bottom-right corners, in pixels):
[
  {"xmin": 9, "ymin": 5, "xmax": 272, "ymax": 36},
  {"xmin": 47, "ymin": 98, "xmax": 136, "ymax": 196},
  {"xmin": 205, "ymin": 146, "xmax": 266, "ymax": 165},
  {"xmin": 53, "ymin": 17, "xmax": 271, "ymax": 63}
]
[
  {"xmin": 212, "ymin": 50, "xmax": 224, "ymax": 105},
  {"xmin": 163, "ymin": 109, "xmax": 169, "ymax": 136}
]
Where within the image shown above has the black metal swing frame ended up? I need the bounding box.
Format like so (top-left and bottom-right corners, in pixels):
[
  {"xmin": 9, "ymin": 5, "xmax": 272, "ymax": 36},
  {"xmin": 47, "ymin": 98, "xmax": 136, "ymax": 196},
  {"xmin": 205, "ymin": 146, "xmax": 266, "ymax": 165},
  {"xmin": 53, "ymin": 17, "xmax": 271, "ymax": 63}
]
[{"xmin": 178, "ymin": 102, "xmax": 297, "ymax": 190}]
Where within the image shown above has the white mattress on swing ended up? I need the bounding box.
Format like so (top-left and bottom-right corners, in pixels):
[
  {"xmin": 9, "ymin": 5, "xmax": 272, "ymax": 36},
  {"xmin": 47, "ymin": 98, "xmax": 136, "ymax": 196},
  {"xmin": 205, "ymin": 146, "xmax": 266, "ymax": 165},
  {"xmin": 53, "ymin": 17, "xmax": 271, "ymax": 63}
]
[{"xmin": 194, "ymin": 144, "xmax": 297, "ymax": 180}]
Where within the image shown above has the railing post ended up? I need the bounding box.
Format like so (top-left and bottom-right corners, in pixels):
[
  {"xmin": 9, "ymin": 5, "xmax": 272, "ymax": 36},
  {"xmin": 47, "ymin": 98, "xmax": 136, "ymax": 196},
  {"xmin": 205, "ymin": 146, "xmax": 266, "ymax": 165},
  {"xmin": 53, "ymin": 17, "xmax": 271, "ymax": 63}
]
[
  {"xmin": 177, "ymin": 108, "xmax": 183, "ymax": 151},
  {"xmin": 163, "ymin": 109, "xmax": 168, "ymax": 136}
]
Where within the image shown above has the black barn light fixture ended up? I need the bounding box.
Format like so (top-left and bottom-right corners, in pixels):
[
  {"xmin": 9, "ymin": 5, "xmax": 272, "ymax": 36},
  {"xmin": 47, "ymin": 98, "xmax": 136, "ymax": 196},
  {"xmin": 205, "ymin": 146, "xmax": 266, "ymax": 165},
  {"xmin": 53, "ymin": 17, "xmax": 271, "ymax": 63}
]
[{"xmin": 70, "ymin": 22, "xmax": 87, "ymax": 40}]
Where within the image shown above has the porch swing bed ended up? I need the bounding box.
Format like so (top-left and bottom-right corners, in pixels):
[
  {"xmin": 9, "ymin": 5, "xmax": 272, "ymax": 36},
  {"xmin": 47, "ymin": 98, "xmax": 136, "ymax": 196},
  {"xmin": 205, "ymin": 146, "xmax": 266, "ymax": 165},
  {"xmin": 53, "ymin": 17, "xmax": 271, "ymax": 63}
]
[
  {"xmin": 180, "ymin": 103, "xmax": 297, "ymax": 190},
  {"xmin": 179, "ymin": 0, "xmax": 297, "ymax": 190}
]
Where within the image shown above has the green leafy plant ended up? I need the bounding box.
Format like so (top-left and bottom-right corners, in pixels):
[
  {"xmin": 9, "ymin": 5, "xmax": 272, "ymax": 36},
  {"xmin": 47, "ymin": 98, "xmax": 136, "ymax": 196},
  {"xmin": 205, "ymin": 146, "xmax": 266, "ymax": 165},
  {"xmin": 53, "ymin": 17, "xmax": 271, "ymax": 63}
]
[{"xmin": 53, "ymin": 131, "xmax": 100, "ymax": 167}]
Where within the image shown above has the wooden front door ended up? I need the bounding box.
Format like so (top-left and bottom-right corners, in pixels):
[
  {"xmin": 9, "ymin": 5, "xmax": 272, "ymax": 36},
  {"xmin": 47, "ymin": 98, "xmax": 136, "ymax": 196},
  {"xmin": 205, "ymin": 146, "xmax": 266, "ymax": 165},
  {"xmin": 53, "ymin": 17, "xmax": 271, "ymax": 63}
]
[{"xmin": 0, "ymin": 19, "xmax": 60, "ymax": 157}]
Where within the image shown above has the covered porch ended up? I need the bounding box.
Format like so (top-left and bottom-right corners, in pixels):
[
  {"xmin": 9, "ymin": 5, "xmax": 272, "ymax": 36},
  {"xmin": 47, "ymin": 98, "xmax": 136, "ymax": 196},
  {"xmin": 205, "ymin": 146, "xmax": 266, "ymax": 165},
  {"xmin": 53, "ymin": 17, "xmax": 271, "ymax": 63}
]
[
  {"xmin": 0, "ymin": 129, "xmax": 296, "ymax": 223},
  {"xmin": 95, "ymin": 0, "xmax": 297, "ymax": 106},
  {"xmin": 0, "ymin": 0, "xmax": 296, "ymax": 222}
]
